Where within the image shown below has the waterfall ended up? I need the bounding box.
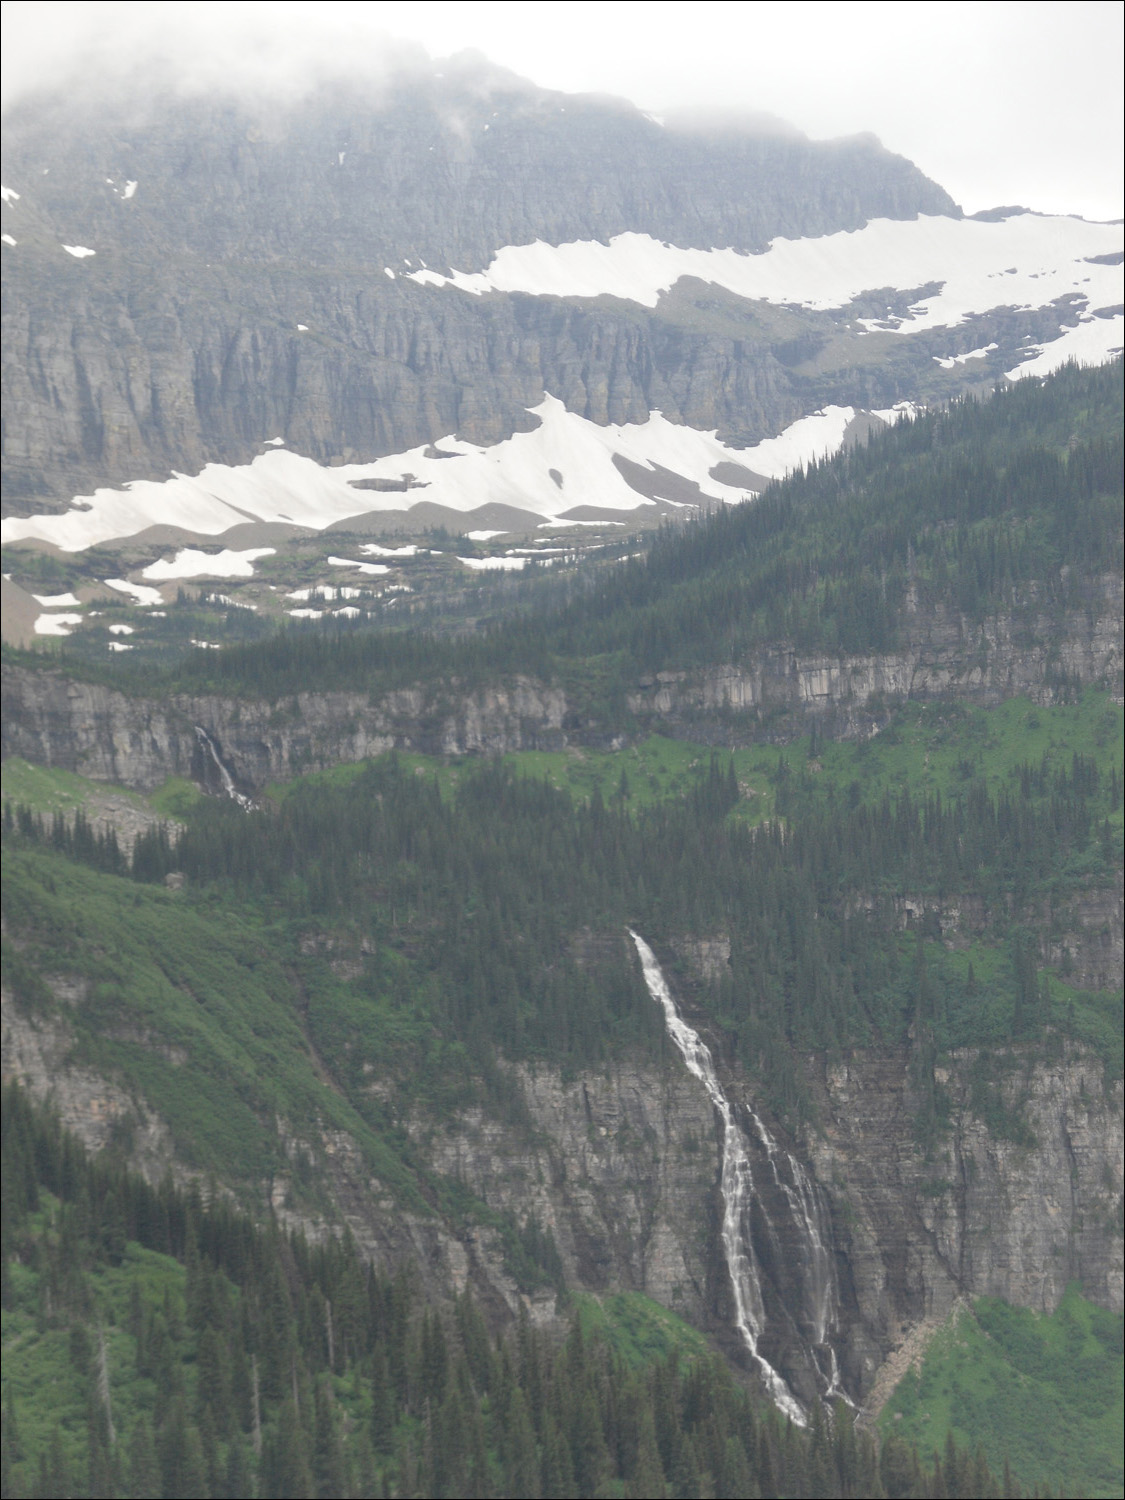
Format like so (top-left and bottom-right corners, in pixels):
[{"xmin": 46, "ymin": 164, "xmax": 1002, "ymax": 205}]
[
  {"xmin": 630, "ymin": 930, "xmax": 852, "ymax": 1417},
  {"xmin": 194, "ymin": 727, "xmax": 253, "ymax": 809},
  {"xmin": 629, "ymin": 930, "xmax": 807, "ymax": 1423},
  {"xmin": 746, "ymin": 1107, "xmax": 837, "ymax": 1349}
]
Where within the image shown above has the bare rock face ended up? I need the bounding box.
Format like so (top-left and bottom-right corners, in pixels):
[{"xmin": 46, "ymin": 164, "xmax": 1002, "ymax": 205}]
[
  {"xmin": 627, "ymin": 581, "xmax": 1125, "ymax": 738},
  {"xmin": 4, "ymin": 583, "xmax": 1120, "ymax": 792},
  {"xmin": 0, "ymin": 667, "xmax": 572, "ymax": 790},
  {"xmin": 0, "ymin": 994, "xmax": 178, "ymax": 1183},
  {"xmin": 2, "ymin": 73, "xmax": 960, "ymax": 506},
  {"xmin": 4, "ymin": 964, "xmax": 1120, "ymax": 1404},
  {"xmin": 421, "ymin": 1062, "xmax": 721, "ymax": 1324},
  {"xmin": 804, "ymin": 1046, "xmax": 1124, "ymax": 1397}
]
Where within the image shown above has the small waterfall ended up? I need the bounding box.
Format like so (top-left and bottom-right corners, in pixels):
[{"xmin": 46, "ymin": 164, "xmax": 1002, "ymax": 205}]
[
  {"xmin": 194, "ymin": 727, "xmax": 253, "ymax": 809},
  {"xmin": 746, "ymin": 1107, "xmax": 838, "ymax": 1348},
  {"xmin": 629, "ymin": 931, "xmax": 806, "ymax": 1423}
]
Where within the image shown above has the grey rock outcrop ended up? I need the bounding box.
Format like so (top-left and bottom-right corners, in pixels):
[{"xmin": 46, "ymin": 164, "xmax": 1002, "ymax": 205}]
[
  {"xmin": 627, "ymin": 581, "xmax": 1124, "ymax": 738},
  {"xmin": 805, "ymin": 1045, "xmax": 1124, "ymax": 1398},
  {"xmin": 6, "ymin": 970, "xmax": 1118, "ymax": 1402},
  {"xmin": 2, "ymin": 71, "xmax": 965, "ymax": 507},
  {"xmin": 4, "ymin": 582, "xmax": 1119, "ymax": 790}
]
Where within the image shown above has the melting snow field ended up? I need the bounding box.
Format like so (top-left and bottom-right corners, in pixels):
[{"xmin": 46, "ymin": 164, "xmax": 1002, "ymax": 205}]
[
  {"xmin": 408, "ymin": 213, "xmax": 1123, "ymax": 336},
  {"xmin": 0, "ymin": 397, "xmax": 853, "ymax": 554},
  {"xmin": 32, "ymin": 591, "xmax": 81, "ymax": 606},
  {"xmin": 34, "ymin": 612, "xmax": 83, "ymax": 636},
  {"xmin": 457, "ymin": 554, "xmax": 527, "ymax": 570},
  {"xmin": 1007, "ymin": 315, "xmax": 1125, "ymax": 379},
  {"xmin": 142, "ymin": 547, "xmax": 276, "ymax": 581},
  {"xmin": 104, "ymin": 579, "xmax": 163, "ymax": 605}
]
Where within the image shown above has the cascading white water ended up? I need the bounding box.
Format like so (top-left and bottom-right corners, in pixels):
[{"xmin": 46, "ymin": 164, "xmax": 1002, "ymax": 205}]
[
  {"xmin": 194, "ymin": 726, "xmax": 253, "ymax": 809},
  {"xmin": 629, "ymin": 930, "xmax": 807, "ymax": 1423},
  {"xmin": 747, "ymin": 1107, "xmax": 836, "ymax": 1348}
]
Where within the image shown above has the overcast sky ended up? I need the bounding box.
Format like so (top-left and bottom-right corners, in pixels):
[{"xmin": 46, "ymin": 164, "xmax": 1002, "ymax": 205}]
[{"xmin": 3, "ymin": 0, "xmax": 1122, "ymax": 221}]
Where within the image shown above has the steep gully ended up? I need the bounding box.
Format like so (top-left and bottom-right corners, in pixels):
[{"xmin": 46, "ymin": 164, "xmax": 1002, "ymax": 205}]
[{"xmin": 631, "ymin": 931, "xmax": 844, "ymax": 1420}]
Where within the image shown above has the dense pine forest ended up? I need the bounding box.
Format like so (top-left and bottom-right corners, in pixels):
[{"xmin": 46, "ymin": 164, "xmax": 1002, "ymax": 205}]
[
  {"xmin": 6, "ymin": 697, "xmax": 1121, "ymax": 1118},
  {"xmin": 3, "ymin": 1083, "xmax": 1055, "ymax": 1500},
  {"xmin": 3, "ymin": 362, "xmax": 1123, "ymax": 1498}
]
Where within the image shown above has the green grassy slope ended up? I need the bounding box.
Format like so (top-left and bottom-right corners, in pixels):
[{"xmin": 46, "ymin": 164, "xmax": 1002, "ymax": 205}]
[
  {"xmin": 1, "ymin": 843, "xmax": 429, "ymax": 1211},
  {"xmin": 881, "ymin": 1290, "xmax": 1124, "ymax": 1499}
]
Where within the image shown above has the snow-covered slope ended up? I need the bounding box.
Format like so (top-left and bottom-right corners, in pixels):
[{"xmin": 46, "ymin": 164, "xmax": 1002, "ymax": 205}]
[
  {"xmin": 3, "ymin": 75, "xmax": 1121, "ymax": 574},
  {"xmin": 409, "ymin": 212, "xmax": 1123, "ymax": 375},
  {"xmin": 1, "ymin": 399, "xmax": 856, "ymax": 554}
]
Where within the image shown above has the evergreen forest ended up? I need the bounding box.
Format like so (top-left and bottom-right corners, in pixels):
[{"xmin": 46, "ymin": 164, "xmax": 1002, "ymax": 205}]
[
  {"xmin": 2, "ymin": 1083, "xmax": 1083, "ymax": 1500},
  {"xmin": 2, "ymin": 361, "xmax": 1123, "ymax": 1498}
]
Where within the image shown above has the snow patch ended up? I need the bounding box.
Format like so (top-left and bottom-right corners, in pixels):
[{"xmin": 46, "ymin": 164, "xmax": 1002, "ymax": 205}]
[
  {"xmin": 1, "ymin": 234, "xmax": 15, "ymax": 247},
  {"xmin": 457, "ymin": 554, "xmax": 527, "ymax": 570},
  {"xmin": 0, "ymin": 186, "xmax": 20, "ymax": 204},
  {"xmin": 327, "ymin": 556, "xmax": 390, "ymax": 575},
  {"xmin": 2, "ymin": 398, "xmax": 855, "ymax": 553},
  {"xmin": 107, "ymin": 641, "xmax": 134, "ymax": 651},
  {"xmin": 204, "ymin": 593, "xmax": 256, "ymax": 610},
  {"xmin": 122, "ymin": 180, "xmax": 137, "ymax": 199},
  {"xmin": 934, "ymin": 343, "xmax": 998, "ymax": 368},
  {"xmin": 465, "ymin": 530, "xmax": 507, "ymax": 540},
  {"xmin": 359, "ymin": 542, "xmax": 420, "ymax": 557},
  {"xmin": 1005, "ymin": 312, "xmax": 1125, "ymax": 379},
  {"xmin": 288, "ymin": 608, "xmax": 323, "ymax": 619},
  {"xmin": 539, "ymin": 518, "xmax": 625, "ymax": 528},
  {"xmin": 263, "ymin": 436, "xmax": 285, "ymax": 447},
  {"xmin": 142, "ymin": 547, "xmax": 275, "ymax": 581},
  {"xmin": 32, "ymin": 591, "xmax": 81, "ymax": 606},
  {"xmin": 34, "ymin": 612, "xmax": 83, "ymax": 636},
  {"xmin": 871, "ymin": 402, "xmax": 923, "ymax": 425},
  {"xmin": 103, "ymin": 578, "xmax": 163, "ymax": 605},
  {"xmin": 62, "ymin": 244, "xmax": 96, "ymax": 258},
  {"xmin": 738, "ymin": 406, "xmax": 854, "ymax": 478},
  {"xmin": 108, "ymin": 623, "xmax": 135, "ymax": 635},
  {"xmin": 407, "ymin": 215, "xmax": 1122, "ymax": 338}
]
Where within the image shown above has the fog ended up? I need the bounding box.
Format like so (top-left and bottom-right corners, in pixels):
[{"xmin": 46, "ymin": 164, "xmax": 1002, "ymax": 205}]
[{"xmin": 3, "ymin": 0, "xmax": 1122, "ymax": 220}]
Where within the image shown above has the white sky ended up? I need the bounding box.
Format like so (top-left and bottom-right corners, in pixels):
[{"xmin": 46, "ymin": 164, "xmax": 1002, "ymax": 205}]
[{"xmin": 2, "ymin": 0, "xmax": 1122, "ymax": 221}]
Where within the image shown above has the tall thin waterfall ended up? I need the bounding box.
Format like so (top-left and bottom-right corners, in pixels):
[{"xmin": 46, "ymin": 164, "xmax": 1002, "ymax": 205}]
[
  {"xmin": 194, "ymin": 726, "xmax": 252, "ymax": 809},
  {"xmin": 629, "ymin": 931, "xmax": 807, "ymax": 1423}
]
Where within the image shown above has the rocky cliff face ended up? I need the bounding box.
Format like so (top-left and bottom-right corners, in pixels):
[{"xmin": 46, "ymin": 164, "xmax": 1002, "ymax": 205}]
[
  {"xmin": 2, "ymin": 70, "xmax": 962, "ymax": 506},
  {"xmin": 4, "ymin": 972, "xmax": 1119, "ymax": 1406},
  {"xmin": 4, "ymin": 583, "xmax": 1119, "ymax": 789},
  {"xmin": 627, "ymin": 582, "xmax": 1125, "ymax": 737},
  {"xmin": 803, "ymin": 1046, "xmax": 1124, "ymax": 1394}
]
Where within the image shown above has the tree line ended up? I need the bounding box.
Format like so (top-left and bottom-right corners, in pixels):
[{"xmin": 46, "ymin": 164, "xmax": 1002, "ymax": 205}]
[{"xmin": 3, "ymin": 1083, "xmax": 1044, "ymax": 1499}]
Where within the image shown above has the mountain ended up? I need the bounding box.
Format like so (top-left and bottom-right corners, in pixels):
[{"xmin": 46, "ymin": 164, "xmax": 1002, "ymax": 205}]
[
  {"xmin": 2, "ymin": 64, "xmax": 1119, "ymax": 571},
  {"xmin": 4, "ymin": 351, "xmax": 1122, "ymax": 1491},
  {"xmin": 2, "ymin": 60, "xmax": 1123, "ymax": 1500}
]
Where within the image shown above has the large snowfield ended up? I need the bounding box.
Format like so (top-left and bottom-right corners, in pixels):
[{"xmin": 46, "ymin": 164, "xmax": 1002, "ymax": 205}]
[
  {"xmin": 2, "ymin": 212, "xmax": 1120, "ymax": 558},
  {"xmin": 1, "ymin": 399, "xmax": 854, "ymax": 554},
  {"xmin": 407, "ymin": 213, "xmax": 1123, "ymax": 341}
]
